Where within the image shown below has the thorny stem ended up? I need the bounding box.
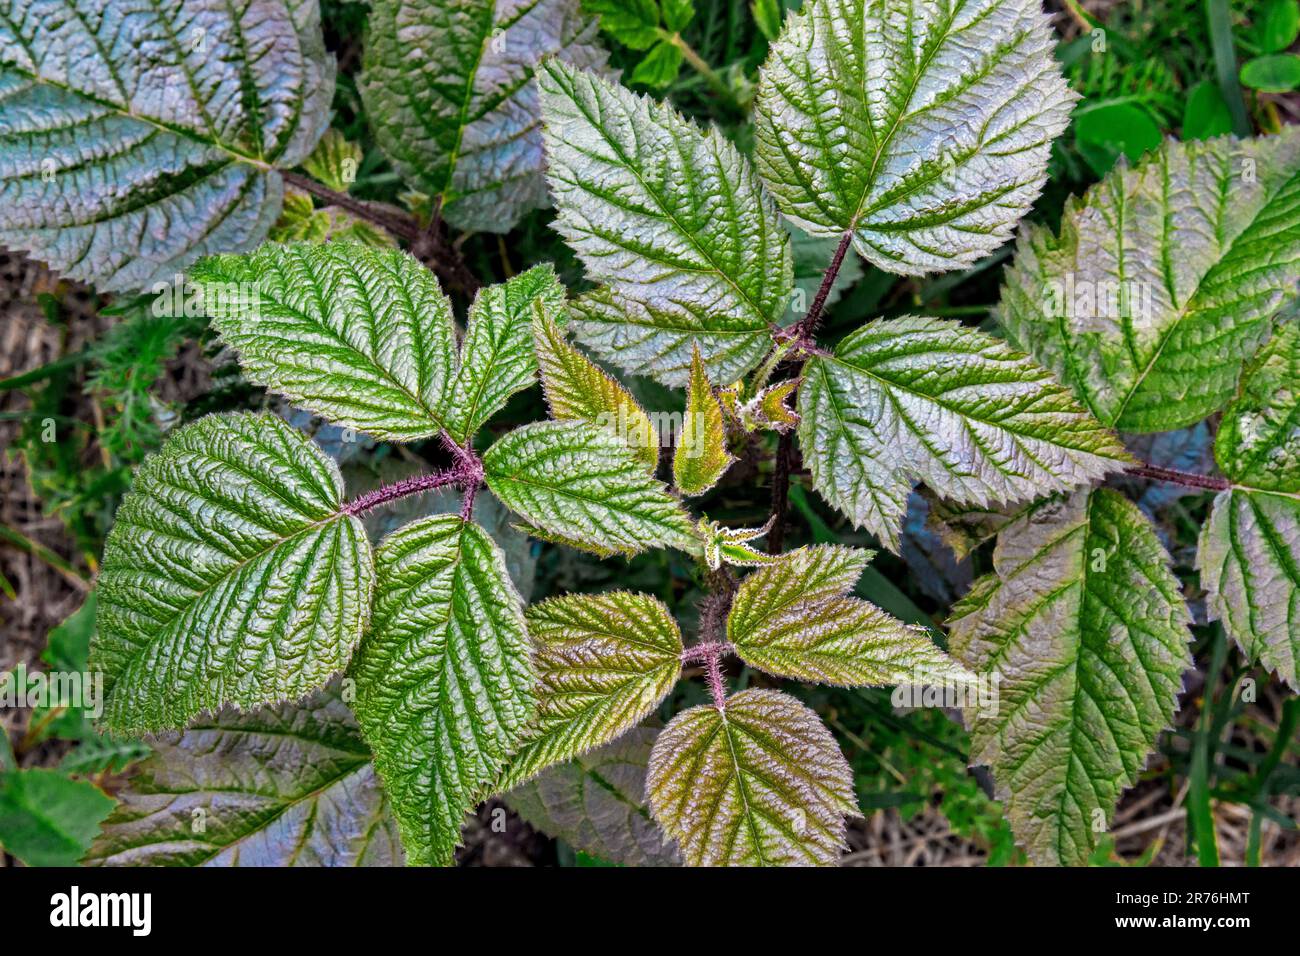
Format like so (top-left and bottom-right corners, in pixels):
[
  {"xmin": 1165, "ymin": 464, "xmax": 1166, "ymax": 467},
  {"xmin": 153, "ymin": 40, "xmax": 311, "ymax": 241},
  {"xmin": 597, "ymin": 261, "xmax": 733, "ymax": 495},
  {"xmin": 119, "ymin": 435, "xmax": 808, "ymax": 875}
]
[
  {"xmin": 1124, "ymin": 463, "xmax": 1230, "ymax": 492},
  {"xmin": 789, "ymin": 229, "xmax": 854, "ymax": 343},
  {"xmin": 704, "ymin": 650, "xmax": 728, "ymax": 710},
  {"xmin": 343, "ymin": 436, "xmax": 484, "ymax": 517},
  {"xmin": 689, "ymin": 569, "xmax": 738, "ymax": 709},
  {"xmin": 768, "ymin": 431, "xmax": 793, "ymax": 554}
]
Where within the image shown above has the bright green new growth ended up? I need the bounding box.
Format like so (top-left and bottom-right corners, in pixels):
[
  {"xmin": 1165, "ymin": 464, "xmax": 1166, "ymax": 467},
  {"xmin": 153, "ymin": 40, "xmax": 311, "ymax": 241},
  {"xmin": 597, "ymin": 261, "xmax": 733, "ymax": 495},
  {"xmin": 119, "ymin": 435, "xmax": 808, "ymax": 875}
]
[
  {"xmin": 1198, "ymin": 323, "xmax": 1300, "ymax": 689},
  {"xmin": 948, "ymin": 489, "xmax": 1192, "ymax": 866},
  {"xmin": 673, "ymin": 345, "xmax": 734, "ymax": 496},
  {"xmin": 647, "ymin": 689, "xmax": 858, "ymax": 866},
  {"xmin": 93, "ymin": 413, "xmax": 374, "ymax": 734},
  {"xmin": 499, "ymin": 591, "xmax": 683, "ymax": 790},
  {"xmin": 351, "ymin": 516, "xmax": 535, "ymax": 866}
]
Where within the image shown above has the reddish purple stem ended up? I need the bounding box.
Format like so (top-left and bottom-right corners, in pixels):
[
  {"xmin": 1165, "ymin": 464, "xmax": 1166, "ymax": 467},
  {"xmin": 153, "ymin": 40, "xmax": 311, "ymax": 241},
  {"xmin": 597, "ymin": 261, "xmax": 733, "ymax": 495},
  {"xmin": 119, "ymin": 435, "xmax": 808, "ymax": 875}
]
[
  {"xmin": 1124, "ymin": 463, "xmax": 1229, "ymax": 492},
  {"xmin": 342, "ymin": 469, "xmax": 462, "ymax": 515},
  {"xmin": 682, "ymin": 642, "xmax": 731, "ymax": 710}
]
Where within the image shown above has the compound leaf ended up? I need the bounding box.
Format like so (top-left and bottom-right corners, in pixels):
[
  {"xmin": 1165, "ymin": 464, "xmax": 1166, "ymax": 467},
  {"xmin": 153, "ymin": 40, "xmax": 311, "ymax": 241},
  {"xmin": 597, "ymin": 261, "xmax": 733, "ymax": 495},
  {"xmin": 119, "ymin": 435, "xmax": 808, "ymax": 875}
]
[
  {"xmin": 497, "ymin": 591, "xmax": 682, "ymax": 790},
  {"xmin": 753, "ymin": 0, "xmax": 1074, "ymax": 275},
  {"xmin": 505, "ymin": 726, "xmax": 681, "ymax": 866},
  {"xmin": 532, "ymin": 303, "xmax": 660, "ymax": 469},
  {"xmin": 647, "ymin": 688, "xmax": 856, "ymax": 866},
  {"xmin": 947, "ymin": 488, "xmax": 1192, "ymax": 866},
  {"xmin": 483, "ymin": 420, "xmax": 697, "ymax": 555},
  {"xmin": 999, "ymin": 130, "xmax": 1300, "ymax": 432},
  {"xmin": 0, "ymin": 0, "xmax": 334, "ymax": 291},
  {"xmin": 92, "ymin": 413, "xmax": 373, "ymax": 735},
  {"xmin": 1198, "ymin": 323, "xmax": 1300, "ymax": 689},
  {"xmin": 673, "ymin": 345, "xmax": 733, "ymax": 495},
  {"xmin": 727, "ymin": 545, "xmax": 970, "ymax": 685},
  {"xmin": 539, "ymin": 59, "xmax": 793, "ymax": 386},
  {"xmin": 359, "ymin": 0, "xmax": 609, "ymax": 232},
  {"xmin": 350, "ymin": 515, "xmax": 535, "ymax": 866},
  {"xmin": 85, "ymin": 687, "xmax": 402, "ymax": 866},
  {"xmin": 797, "ymin": 315, "xmax": 1130, "ymax": 550}
]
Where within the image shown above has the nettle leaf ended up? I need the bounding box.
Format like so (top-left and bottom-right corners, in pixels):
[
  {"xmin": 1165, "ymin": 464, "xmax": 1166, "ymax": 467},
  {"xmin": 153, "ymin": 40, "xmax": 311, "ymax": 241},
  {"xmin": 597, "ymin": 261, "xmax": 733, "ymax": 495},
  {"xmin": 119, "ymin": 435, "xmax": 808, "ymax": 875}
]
[
  {"xmin": 532, "ymin": 303, "xmax": 660, "ymax": 469},
  {"xmin": 539, "ymin": 60, "xmax": 793, "ymax": 386},
  {"xmin": 727, "ymin": 545, "xmax": 970, "ymax": 685},
  {"xmin": 93, "ymin": 413, "xmax": 373, "ymax": 734},
  {"xmin": 647, "ymin": 689, "xmax": 857, "ymax": 866},
  {"xmin": 673, "ymin": 345, "xmax": 734, "ymax": 495},
  {"xmin": 506, "ymin": 726, "xmax": 682, "ymax": 866},
  {"xmin": 0, "ymin": 0, "xmax": 334, "ymax": 291},
  {"xmin": 947, "ymin": 489, "xmax": 1192, "ymax": 866},
  {"xmin": 798, "ymin": 315, "xmax": 1130, "ymax": 550},
  {"xmin": 1198, "ymin": 323, "xmax": 1300, "ymax": 689},
  {"xmin": 753, "ymin": 0, "xmax": 1073, "ymax": 275},
  {"xmin": 498, "ymin": 591, "xmax": 682, "ymax": 790},
  {"xmin": 484, "ymin": 420, "xmax": 697, "ymax": 556},
  {"xmin": 350, "ymin": 515, "xmax": 535, "ymax": 866},
  {"xmin": 1000, "ymin": 130, "xmax": 1300, "ymax": 433},
  {"xmin": 359, "ymin": 0, "xmax": 609, "ymax": 232},
  {"xmin": 86, "ymin": 687, "xmax": 403, "ymax": 867},
  {"xmin": 193, "ymin": 243, "xmax": 561, "ymax": 443}
]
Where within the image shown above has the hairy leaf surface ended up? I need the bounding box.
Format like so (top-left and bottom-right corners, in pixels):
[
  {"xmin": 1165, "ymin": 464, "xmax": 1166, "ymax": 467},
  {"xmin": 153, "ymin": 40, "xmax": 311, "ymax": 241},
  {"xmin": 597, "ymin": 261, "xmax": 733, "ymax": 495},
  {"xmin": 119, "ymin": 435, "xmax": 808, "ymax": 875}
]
[
  {"xmin": 947, "ymin": 489, "xmax": 1192, "ymax": 865},
  {"xmin": 647, "ymin": 689, "xmax": 856, "ymax": 866},
  {"xmin": 1000, "ymin": 131, "xmax": 1300, "ymax": 432},
  {"xmin": 728, "ymin": 545, "xmax": 969, "ymax": 685},
  {"xmin": 540, "ymin": 60, "xmax": 793, "ymax": 386},
  {"xmin": 506, "ymin": 726, "xmax": 682, "ymax": 866},
  {"xmin": 673, "ymin": 345, "xmax": 733, "ymax": 495},
  {"xmin": 753, "ymin": 0, "xmax": 1073, "ymax": 274},
  {"xmin": 797, "ymin": 315, "xmax": 1130, "ymax": 550},
  {"xmin": 93, "ymin": 413, "xmax": 373, "ymax": 734},
  {"xmin": 532, "ymin": 304, "xmax": 660, "ymax": 469},
  {"xmin": 350, "ymin": 515, "xmax": 535, "ymax": 866},
  {"xmin": 498, "ymin": 591, "xmax": 682, "ymax": 789},
  {"xmin": 484, "ymin": 420, "xmax": 697, "ymax": 555},
  {"xmin": 86, "ymin": 688, "xmax": 402, "ymax": 866},
  {"xmin": 360, "ymin": 0, "xmax": 608, "ymax": 232},
  {"xmin": 1198, "ymin": 323, "xmax": 1300, "ymax": 688},
  {"xmin": 0, "ymin": 0, "xmax": 334, "ymax": 291}
]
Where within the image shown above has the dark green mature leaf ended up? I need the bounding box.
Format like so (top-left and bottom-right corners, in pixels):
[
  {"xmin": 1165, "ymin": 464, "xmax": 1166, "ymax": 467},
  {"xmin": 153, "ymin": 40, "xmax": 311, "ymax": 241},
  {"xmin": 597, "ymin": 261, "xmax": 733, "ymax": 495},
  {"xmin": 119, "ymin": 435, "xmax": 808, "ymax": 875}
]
[
  {"xmin": 0, "ymin": 0, "xmax": 334, "ymax": 291},
  {"xmin": 86, "ymin": 688, "xmax": 402, "ymax": 866},
  {"xmin": 498, "ymin": 591, "xmax": 682, "ymax": 790},
  {"xmin": 484, "ymin": 420, "xmax": 697, "ymax": 555},
  {"xmin": 0, "ymin": 769, "xmax": 114, "ymax": 867},
  {"xmin": 350, "ymin": 516, "xmax": 535, "ymax": 866},
  {"xmin": 360, "ymin": 0, "xmax": 608, "ymax": 232},
  {"xmin": 92, "ymin": 413, "xmax": 372, "ymax": 734},
  {"xmin": 647, "ymin": 689, "xmax": 857, "ymax": 866},
  {"xmin": 753, "ymin": 0, "xmax": 1074, "ymax": 275},
  {"xmin": 948, "ymin": 489, "xmax": 1192, "ymax": 865},
  {"xmin": 539, "ymin": 60, "xmax": 793, "ymax": 386},
  {"xmin": 727, "ymin": 545, "xmax": 970, "ymax": 685},
  {"xmin": 506, "ymin": 726, "xmax": 681, "ymax": 866},
  {"xmin": 1000, "ymin": 131, "xmax": 1300, "ymax": 433},
  {"xmin": 797, "ymin": 316, "xmax": 1130, "ymax": 550},
  {"xmin": 1198, "ymin": 323, "xmax": 1300, "ymax": 689}
]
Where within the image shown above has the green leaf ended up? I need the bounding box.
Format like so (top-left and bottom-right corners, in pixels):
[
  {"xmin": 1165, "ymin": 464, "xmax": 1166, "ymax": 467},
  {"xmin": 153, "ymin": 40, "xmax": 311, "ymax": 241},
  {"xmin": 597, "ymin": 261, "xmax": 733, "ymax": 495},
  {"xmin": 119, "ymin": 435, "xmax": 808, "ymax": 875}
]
[
  {"xmin": 1074, "ymin": 103, "xmax": 1163, "ymax": 176},
  {"xmin": 1198, "ymin": 323, "xmax": 1300, "ymax": 689},
  {"xmin": 797, "ymin": 315, "xmax": 1130, "ymax": 550},
  {"xmin": 752, "ymin": 0, "xmax": 784, "ymax": 40},
  {"xmin": 0, "ymin": 769, "xmax": 114, "ymax": 867},
  {"xmin": 539, "ymin": 60, "xmax": 793, "ymax": 386},
  {"xmin": 630, "ymin": 38, "xmax": 684, "ymax": 89},
  {"xmin": 947, "ymin": 489, "xmax": 1192, "ymax": 866},
  {"xmin": 0, "ymin": 0, "xmax": 333, "ymax": 291},
  {"xmin": 1253, "ymin": 0, "xmax": 1300, "ymax": 54},
  {"xmin": 497, "ymin": 592, "xmax": 682, "ymax": 790},
  {"xmin": 727, "ymin": 545, "xmax": 970, "ymax": 685},
  {"xmin": 505, "ymin": 726, "xmax": 682, "ymax": 866},
  {"xmin": 661, "ymin": 0, "xmax": 695, "ymax": 33},
  {"xmin": 999, "ymin": 131, "xmax": 1300, "ymax": 433},
  {"xmin": 532, "ymin": 303, "xmax": 660, "ymax": 470},
  {"xmin": 85, "ymin": 687, "xmax": 403, "ymax": 866},
  {"xmin": 647, "ymin": 689, "xmax": 857, "ymax": 866},
  {"xmin": 92, "ymin": 413, "xmax": 373, "ymax": 734},
  {"xmin": 193, "ymin": 242, "xmax": 456, "ymax": 442},
  {"xmin": 270, "ymin": 190, "xmax": 399, "ymax": 247},
  {"xmin": 752, "ymin": 0, "xmax": 1074, "ymax": 275},
  {"xmin": 673, "ymin": 345, "xmax": 733, "ymax": 495},
  {"xmin": 1182, "ymin": 82, "xmax": 1234, "ymax": 142},
  {"xmin": 583, "ymin": 0, "xmax": 662, "ymax": 49},
  {"xmin": 350, "ymin": 515, "xmax": 535, "ymax": 866},
  {"xmin": 484, "ymin": 420, "xmax": 697, "ymax": 556},
  {"xmin": 302, "ymin": 129, "xmax": 364, "ymax": 193},
  {"xmin": 1241, "ymin": 54, "xmax": 1300, "ymax": 92},
  {"xmin": 443, "ymin": 265, "xmax": 567, "ymax": 444},
  {"xmin": 359, "ymin": 0, "xmax": 610, "ymax": 232}
]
